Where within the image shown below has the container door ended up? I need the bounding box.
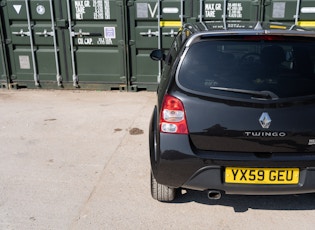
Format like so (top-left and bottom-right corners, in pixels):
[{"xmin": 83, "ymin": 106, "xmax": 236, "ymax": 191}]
[
  {"xmin": 1, "ymin": 0, "xmax": 62, "ymax": 88},
  {"xmin": 128, "ymin": 0, "xmax": 183, "ymax": 91},
  {"xmin": 264, "ymin": 0, "xmax": 300, "ymax": 24},
  {"xmin": 1, "ymin": 0, "xmax": 128, "ymax": 90},
  {"xmin": 66, "ymin": 0, "xmax": 127, "ymax": 90},
  {"xmin": 264, "ymin": 0, "xmax": 315, "ymax": 29}
]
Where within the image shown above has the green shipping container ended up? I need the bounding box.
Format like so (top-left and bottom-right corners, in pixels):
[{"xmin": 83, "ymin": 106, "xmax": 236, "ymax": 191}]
[
  {"xmin": 190, "ymin": 0, "xmax": 315, "ymax": 28},
  {"xmin": 128, "ymin": 0, "xmax": 184, "ymax": 91},
  {"xmin": 1, "ymin": 0, "xmax": 315, "ymax": 91},
  {"xmin": 200, "ymin": 0, "xmax": 259, "ymax": 22},
  {"xmin": 1, "ymin": 0, "xmax": 127, "ymax": 90},
  {"xmin": 264, "ymin": 0, "xmax": 315, "ymax": 28}
]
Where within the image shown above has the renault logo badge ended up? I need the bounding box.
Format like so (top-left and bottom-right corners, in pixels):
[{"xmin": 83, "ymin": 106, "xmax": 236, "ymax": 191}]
[{"xmin": 259, "ymin": 112, "xmax": 271, "ymax": 129}]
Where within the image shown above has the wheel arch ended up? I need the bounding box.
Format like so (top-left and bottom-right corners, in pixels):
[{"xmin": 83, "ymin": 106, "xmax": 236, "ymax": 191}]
[{"xmin": 149, "ymin": 106, "xmax": 159, "ymax": 175}]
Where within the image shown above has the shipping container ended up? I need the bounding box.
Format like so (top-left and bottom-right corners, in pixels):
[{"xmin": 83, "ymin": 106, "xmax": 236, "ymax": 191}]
[
  {"xmin": 0, "ymin": 0, "xmax": 315, "ymax": 91},
  {"xmin": 128, "ymin": 0, "xmax": 184, "ymax": 91},
  {"xmin": 264, "ymin": 0, "xmax": 315, "ymax": 28},
  {"xmin": 0, "ymin": 0, "xmax": 128, "ymax": 90}
]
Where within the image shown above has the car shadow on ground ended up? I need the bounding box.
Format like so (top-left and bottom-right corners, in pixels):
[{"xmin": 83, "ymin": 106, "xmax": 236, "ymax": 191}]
[{"xmin": 173, "ymin": 189, "xmax": 315, "ymax": 212}]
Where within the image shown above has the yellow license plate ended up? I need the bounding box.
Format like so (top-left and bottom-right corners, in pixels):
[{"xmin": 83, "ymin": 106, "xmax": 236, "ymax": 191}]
[{"xmin": 225, "ymin": 167, "xmax": 299, "ymax": 184}]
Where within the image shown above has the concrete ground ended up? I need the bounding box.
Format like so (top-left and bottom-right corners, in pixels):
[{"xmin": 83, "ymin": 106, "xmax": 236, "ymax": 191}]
[{"xmin": 1, "ymin": 90, "xmax": 315, "ymax": 230}]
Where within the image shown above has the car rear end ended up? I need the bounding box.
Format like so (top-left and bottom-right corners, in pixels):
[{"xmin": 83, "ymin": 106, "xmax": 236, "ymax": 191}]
[{"xmin": 153, "ymin": 29, "xmax": 315, "ymax": 196}]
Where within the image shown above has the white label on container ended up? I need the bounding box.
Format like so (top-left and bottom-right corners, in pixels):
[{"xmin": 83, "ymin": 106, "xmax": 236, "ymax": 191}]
[
  {"xmin": 104, "ymin": 27, "xmax": 115, "ymax": 39},
  {"xmin": 36, "ymin": 5, "xmax": 45, "ymax": 15},
  {"xmin": 137, "ymin": 3, "xmax": 148, "ymax": 18},
  {"xmin": 136, "ymin": 3, "xmax": 158, "ymax": 18},
  {"xmin": 13, "ymin": 5, "xmax": 22, "ymax": 14},
  {"xmin": 19, "ymin": 56, "xmax": 31, "ymax": 69},
  {"xmin": 205, "ymin": 3, "xmax": 222, "ymax": 18},
  {"xmin": 74, "ymin": 0, "xmax": 110, "ymax": 20},
  {"xmin": 227, "ymin": 3, "xmax": 243, "ymax": 18},
  {"xmin": 148, "ymin": 3, "xmax": 158, "ymax": 18},
  {"xmin": 104, "ymin": 0, "xmax": 110, "ymax": 19},
  {"xmin": 75, "ymin": 1, "xmax": 86, "ymax": 19},
  {"xmin": 272, "ymin": 2, "xmax": 286, "ymax": 18},
  {"xmin": 301, "ymin": 7, "xmax": 315, "ymax": 13},
  {"xmin": 78, "ymin": 38, "xmax": 93, "ymax": 45},
  {"xmin": 162, "ymin": 7, "xmax": 179, "ymax": 14},
  {"xmin": 93, "ymin": 0, "xmax": 104, "ymax": 19}
]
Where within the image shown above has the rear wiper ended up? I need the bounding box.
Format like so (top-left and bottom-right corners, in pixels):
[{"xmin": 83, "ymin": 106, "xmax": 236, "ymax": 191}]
[{"xmin": 210, "ymin": 87, "xmax": 279, "ymax": 100}]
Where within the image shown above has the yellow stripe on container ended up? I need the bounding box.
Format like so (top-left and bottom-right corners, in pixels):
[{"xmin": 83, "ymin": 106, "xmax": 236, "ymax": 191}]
[
  {"xmin": 270, "ymin": 25, "xmax": 287, "ymax": 29},
  {"xmin": 298, "ymin": 21, "xmax": 315, "ymax": 27},
  {"xmin": 160, "ymin": 21, "xmax": 182, "ymax": 27}
]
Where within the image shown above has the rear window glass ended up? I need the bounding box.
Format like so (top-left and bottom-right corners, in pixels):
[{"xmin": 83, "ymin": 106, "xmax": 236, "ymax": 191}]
[{"xmin": 177, "ymin": 38, "xmax": 315, "ymax": 99}]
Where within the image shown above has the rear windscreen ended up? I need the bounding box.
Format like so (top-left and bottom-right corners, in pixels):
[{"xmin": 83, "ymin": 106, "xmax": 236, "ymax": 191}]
[{"xmin": 177, "ymin": 38, "xmax": 315, "ymax": 99}]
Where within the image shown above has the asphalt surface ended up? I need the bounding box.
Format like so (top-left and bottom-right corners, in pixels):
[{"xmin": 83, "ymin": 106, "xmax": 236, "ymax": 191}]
[{"xmin": 1, "ymin": 90, "xmax": 315, "ymax": 230}]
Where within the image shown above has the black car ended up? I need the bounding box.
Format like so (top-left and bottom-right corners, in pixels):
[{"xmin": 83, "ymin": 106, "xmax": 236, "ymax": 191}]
[{"xmin": 149, "ymin": 21, "xmax": 315, "ymax": 202}]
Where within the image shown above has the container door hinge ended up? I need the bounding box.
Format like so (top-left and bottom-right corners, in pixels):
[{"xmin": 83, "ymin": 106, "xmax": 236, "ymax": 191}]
[
  {"xmin": 118, "ymin": 40, "xmax": 125, "ymax": 47},
  {"xmin": 116, "ymin": 1, "xmax": 123, "ymax": 6},
  {"xmin": 264, "ymin": 0, "xmax": 272, "ymax": 6},
  {"xmin": 56, "ymin": 19, "xmax": 68, "ymax": 28},
  {"xmin": 251, "ymin": 0, "xmax": 260, "ymax": 6}
]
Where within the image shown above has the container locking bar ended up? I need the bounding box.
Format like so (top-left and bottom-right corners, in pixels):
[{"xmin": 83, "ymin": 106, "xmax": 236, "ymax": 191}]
[
  {"xmin": 140, "ymin": 29, "xmax": 159, "ymax": 37},
  {"xmin": 49, "ymin": 0, "xmax": 62, "ymax": 87},
  {"xmin": 25, "ymin": 0, "xmax": 40, "ymax": 87},
  {"xmin": 66, "ymin": 0, "xmax": 78, "ymax": 87},
  {"xmin": 12, "ymin": 29, "xmax": 31, "ymax": 37},
  {"xmin": 71, "ymin": 29, "xmax": 102, "ymax": 37},
  {"xmin": 294, "ymin": 0, "xmax": 301, "ymax": 25},
  {"xmin": 35, "ymin": 29, "xmax": 54, "ymax": 37},
  {"xmin": 222, "ymin": 0, "xmax": 227, "ymax": 30},
  {"xmin": 199, "ymin": 0, "xmax": 203, "ymax": 22},
  {"xmin": 162, "ymin": 29, "xmax": 176, "ymax": 37}
]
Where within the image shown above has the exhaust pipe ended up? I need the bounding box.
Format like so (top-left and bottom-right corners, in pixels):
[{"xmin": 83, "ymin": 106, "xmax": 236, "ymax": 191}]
[{"xmin": 207, "ymin": 190, "xmax": 222, "ymax": 200}]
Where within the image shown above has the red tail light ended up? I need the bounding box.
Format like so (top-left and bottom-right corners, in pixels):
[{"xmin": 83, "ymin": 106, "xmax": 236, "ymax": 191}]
[{"xmin": 160, "ymin": 95, "xmax": 188, "ymax": 134}]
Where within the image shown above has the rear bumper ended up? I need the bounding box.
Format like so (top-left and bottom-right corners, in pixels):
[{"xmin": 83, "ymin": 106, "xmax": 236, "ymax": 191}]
[
  {"xmin": 184, "ymin": 166, "xmax": 315, "ymax": 195},
  {"xmin": 152, "ymin": 133, "xmax": 315, "ymax": 195}
]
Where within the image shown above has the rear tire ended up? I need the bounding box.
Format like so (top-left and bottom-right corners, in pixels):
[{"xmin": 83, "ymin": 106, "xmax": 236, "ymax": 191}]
[{"xmin": 151, "ymin": 171, "xmax": 176, "ymax": 202}]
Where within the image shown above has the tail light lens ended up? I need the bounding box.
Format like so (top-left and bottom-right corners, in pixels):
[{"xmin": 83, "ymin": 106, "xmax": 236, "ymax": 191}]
[{"xmin": 160, "ymin": 95, "xmax": 188, "ymax": 134}]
